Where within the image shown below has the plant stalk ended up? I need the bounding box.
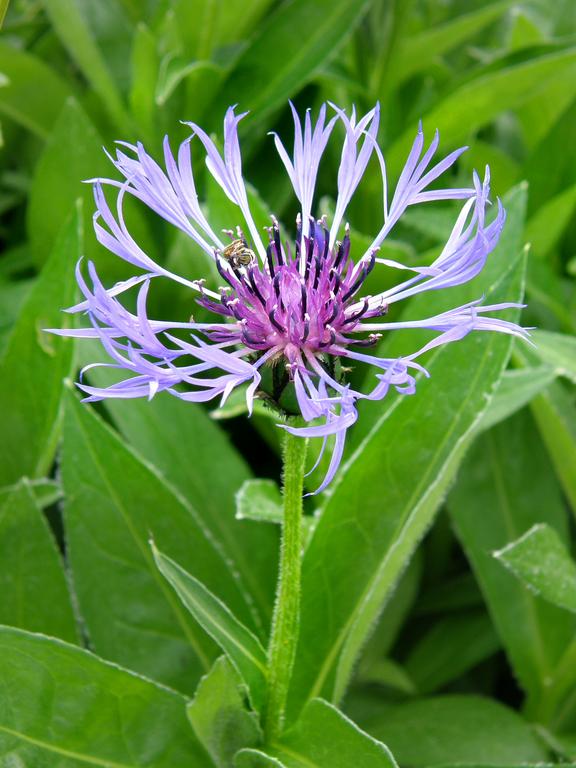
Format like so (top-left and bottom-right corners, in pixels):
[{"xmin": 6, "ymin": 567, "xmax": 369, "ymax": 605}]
[{"xmin": 264, "ymin": 428, "xmax": 308, "ymax": 742}]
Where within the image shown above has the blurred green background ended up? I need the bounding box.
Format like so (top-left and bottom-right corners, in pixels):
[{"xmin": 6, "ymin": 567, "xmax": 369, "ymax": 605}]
[{"xmin": 1, "ymin": 1, "xmax": 576, "ymax": 764}]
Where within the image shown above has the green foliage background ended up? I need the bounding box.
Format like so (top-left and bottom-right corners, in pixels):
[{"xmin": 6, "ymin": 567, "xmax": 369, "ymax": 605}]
[{"xmin": 0, "ymin": 0, "xmax": 575, "ymax": 765}]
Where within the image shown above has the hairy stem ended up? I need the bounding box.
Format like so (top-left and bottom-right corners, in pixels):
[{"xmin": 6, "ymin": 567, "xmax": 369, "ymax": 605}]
[{"xmin": 264, "ymin": 428, "xmax": 308, "ymax": 741}]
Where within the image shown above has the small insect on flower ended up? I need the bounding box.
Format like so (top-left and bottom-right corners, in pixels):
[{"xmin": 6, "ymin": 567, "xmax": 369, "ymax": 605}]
[
  {"xmin": 52, "ymin": 102, "xmax": 528, "ymax": 493},
  {"xmin": 221, "ymin": 238, "xmax": 257, "ymax": 268}
]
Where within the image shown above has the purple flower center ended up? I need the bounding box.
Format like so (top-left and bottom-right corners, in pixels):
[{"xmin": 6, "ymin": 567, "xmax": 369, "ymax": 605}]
[{"xmin": 197, "ymin": 218, "xmax": 386, "ymax": 369}]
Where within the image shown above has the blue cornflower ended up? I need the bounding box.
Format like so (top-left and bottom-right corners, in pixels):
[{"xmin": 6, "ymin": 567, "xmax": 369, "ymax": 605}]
[{"xmin": 54, "ymin": 103, "xmax": 527, "ymax": 492}]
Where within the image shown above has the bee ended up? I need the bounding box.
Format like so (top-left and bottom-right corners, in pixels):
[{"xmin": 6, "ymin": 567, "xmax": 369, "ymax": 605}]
[{"xmin": 221, "ymin": 239, "xmax": 255, "ymax": 268}]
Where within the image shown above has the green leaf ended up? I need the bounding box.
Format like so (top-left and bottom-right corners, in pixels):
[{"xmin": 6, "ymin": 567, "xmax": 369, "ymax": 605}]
[
  {"xmin": 517, "ymin": 56, "xmax": 576, "ymax": 154},
  {"xmin": 153, "ymin": 545, "xmax": 268, "ymax": 711},
  {"xmin": 90, "ymin": 374, "xmax": 278, "ymax": 635},
  {"xmin": 530, "ymin": 330, "xmax": 576, "ymax": 384},
  {"xmin": 0, "ymin": 481, "xmax": 77, "ymax": 642},
  {"xmin": 188, "ymin": 656, "xmax": 262, "ymax": 768},
  {"xmin": 495, "ymin": 524, "xmax": 576, "ymax": 614},
  {"xmin": 509, "ymin": 8, "xmax": 546, "ymax": 51},
  {"xmin": 249, "ymin": 699, "xmax": 398, "ymax": 768},
  {"xmin": 213, "ymin": 0, "xmax": 370, "ymax": 125},
  {"xmin": 26, "ymin": 99, "xmax": 139, "ymax": 275},
  {"xmin": 526, "ymin": 257, "xmax": 576, "ymax": 333},
  {"xmin": 0, "ymin": 626, "xmax": 209, "ymax": 766},
  {"xmin": 359, "ymin": 553, "xmax": 422, "ymax": 666},
  {"xmin": 527, "ymin": 378, "xmax": 576, "ymax": 516},
  {"xmin": 173, "ymin": 0, "xmax": 274, "ymax": 57},
  {"xmin": 363, "ymin": 695, "xmax": 547, "ymax": 766},
  {"xmin": 477, "ymin": 365, "xmax": 557, "ymax": 433},
  {"xmin": 288, "ymin": 185, "xmax": 527, "ymax": 719},
  {"xmin": 206, "ymin": 172, "xmax": 273, "ymax": 245},
  {"xmin": 236, "ymin": 479, "xmax": 283, "ymax": 524},
  {"xmin": 129, "ymin": 23, "xmax": 159, "ymax": 144},
  {"xmin": 0, "ymin": 203, "xmax": 79, "ymax": 487},
  {"xmin": 392, "ymin": 1, "xmax": 512, "ymax": 86},
  {"xmin": 236, "ymin": 750, "xmax": 286, "ymax": 768},
  {"xmin": 61, "ymin": 390, "xmax": 258, "ymax": 694},
  {"xmin": 0, "ymin": 478, "xmax": 62, "ymax": 509},
  {"xmin": 0, "ymin": 41, "xmax": 71, "ymax": 138},
  {"xmin": 388, "ymin": 48, "xmax": 576, "ymax": 177},
  {"xmin": 523, "ymin": 98, "xmax": 576, "ymax": 214},
  {"xmin": 525, "ymin": 183, "xmax": 576, "ymax": 259},
  {"xmin": 405, "ymin": 612, "xmax": 500, "ymax": 694},
  {"xmin": 0, "ymin": 278, "xmax": 33, "ymax": 355},
  {"xmin": 428, "ymin": 765, "xmax": 558, "ymax": 768},
  {"xmin": 357, "ymin": 657, "xmax": 416, "ymax": 695},
  {"xmin": 156, "ymin": 58, "xmax": 222, "ymax": 112},
  {"xmin": 449, "ymin": 410, "xmax": 576, "ymax": 710},
  {"xmin": 42, "ymin": 0, "xmax": 131, "ymax": 132}
]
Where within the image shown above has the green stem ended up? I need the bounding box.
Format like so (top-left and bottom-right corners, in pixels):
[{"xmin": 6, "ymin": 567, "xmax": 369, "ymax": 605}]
[{"xmin": 264, "ymin": 428, "xmax": 308, "ymax": 742}]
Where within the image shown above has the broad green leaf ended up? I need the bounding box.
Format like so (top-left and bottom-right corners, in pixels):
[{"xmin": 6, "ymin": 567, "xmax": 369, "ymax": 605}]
[
  {"xmin": 477, "ymin": 365, "xmax": 557, "ymax": 432},
  {"xmin": 357, "ymin": 657, "xmax": 416, "ymax": 695},
  {"xmin": 236, "ymin": 480, "xmax": 283, "ymax": 524},
  {"xmin": 0, "ymin": 626, "xmax": 209, "ymax": 766},
  {"xmin": 61, "ymin": 390, "xmax": 259, "ymax": 694},
  {"xmin": 526, "ymin": 257, "xmax": 576, "ymax": 332},
  {"xmin": 516, "ymin": 59, "xmax": 576, "ymax": 153},
  {"xmin": 388, "ymin": 48, "xmax": 576, "ymax": 177},
  {"xmin": 156, "ymin": 59, "xmax": 222, "ymax": 112},
  {"xmin": 359, "ymin": 553, "xmax": 422, "ymax": 666},
  {"xmin": 182, "ymin": 61, "xmax": 226, "ymax": 124},
  {"xmin": 459, "ymin": 139, "xmax": 521, "ymax": 195},
  {"xmin": 68, "ymin": 0, "xmax": 136, "ymax": 94},
  {"xmin": 206, "ymin": 172, "xmax": 273, "ymax": 246},
  {"xmin": 288, "ymin": 185, "xmax": 527, "ymax": 719},
  {"xmin": 509, "ymin": 8, "xmax": 546, "ymax": 51},
  {"xmin": 153, "ymin": 546, "xmax": 268, "ymax": 711},
  {"xmin": 449, "ymin": 411, "xmax": 576, "ymax": 711},
  {"xmin": 26, "ymin": 99, "xmax": 134, "ymax": 273},
  {"xmin": 0, "ymin": 481, "xmax": 77, "ymax": 643},
  {"xmin": 526, "ymin": 183, "xmax": 576, "ymax": 259},
  {"xmin": 392, "ymin": 1, "xmax": 512, "ymax": 86},
  {"xmin": 129, "ymin": 23, "xmax": 158, "ymax": 144},
  {"xmin": 0, "ymin": 278, "xmax": 33, "ymax": 354},
  {"xmin": 429, "ymin": 765, "xmax": 558, "ymax": 768},
  {"xmin": 237, "ymin": 751, "xmax": 286, "ymax": 768},
  {"xmin": 213, "ymin": 0, "xmax": 370, "ymax": 126},
  {"xmin": 171, "ymin": 0, "xmax": 220, "ymax": 60},
  {"xmin": 0, "ymin": 203, "xmax": 79, "ymax": 487},
  {"xmin": 42, "ymin": 0, "xmax": 131, "ymax": 132},
  {"xmin": 528, "ymin": 378, "xmax": 576, "ymax": 515},
  {"xmin": 495, "ymin": 524, "xmax": 576, "ymax": 614},
  {"xmin": 530, "ymin": 330, "xmax": 576, "ymax": 384},
  {"xmin": 173, "ymin": 0, "xmax": 274, "ymax": 57},
  {"xmin": 0, "ymin": 42, "xmax": 71, "ymax": 138},
  {"xmin": 188, "ymin": 656, "xmax": 262, "ymax": 768},
  {"xmin": 0, "ymin": 478, "xmax": 62, "ymax": 509},
  {"xmin": 249, "ymin": 699, "xmax": 398, "ymax": 768},
  {"xmin": 523, "ymin": 98, "xmax": 576, "ymax": 215},
  {"xmin": 0, "ymin": 244, "xmax": 34, "ymax": 281},
  {"xmin": 405, "ymin": 612, "xmax": 500, "ymax": 694},
  {"xmin": 90, "ymin": 374, "xmax": 278, "ymax": 635},
  {"xmin": 362, "ymin": 695, "xmax": 547, "ymax": 766}
]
